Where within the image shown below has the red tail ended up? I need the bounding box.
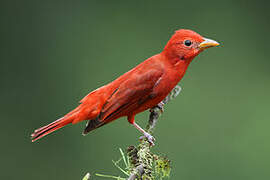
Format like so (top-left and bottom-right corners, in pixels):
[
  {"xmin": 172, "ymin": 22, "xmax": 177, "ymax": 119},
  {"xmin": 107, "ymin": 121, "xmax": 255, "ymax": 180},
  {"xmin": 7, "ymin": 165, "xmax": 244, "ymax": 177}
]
[{"xmin": 31, "ymin": 116, "xmax": 74, "ymax": 142}]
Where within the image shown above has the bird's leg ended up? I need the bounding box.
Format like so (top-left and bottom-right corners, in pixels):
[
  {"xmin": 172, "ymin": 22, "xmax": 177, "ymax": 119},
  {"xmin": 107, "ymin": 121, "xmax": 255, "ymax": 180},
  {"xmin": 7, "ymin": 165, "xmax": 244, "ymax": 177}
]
[{"xmin": 133, "ymin": 122, "xmax": 155, "ymax": 146}]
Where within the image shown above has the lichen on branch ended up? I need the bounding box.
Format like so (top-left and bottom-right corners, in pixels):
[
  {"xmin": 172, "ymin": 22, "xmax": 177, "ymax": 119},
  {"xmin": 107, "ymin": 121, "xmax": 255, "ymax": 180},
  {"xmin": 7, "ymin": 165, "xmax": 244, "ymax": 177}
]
[{"xmin": 90, "ymin": 85, "xmax": 182, "ymax": 180}]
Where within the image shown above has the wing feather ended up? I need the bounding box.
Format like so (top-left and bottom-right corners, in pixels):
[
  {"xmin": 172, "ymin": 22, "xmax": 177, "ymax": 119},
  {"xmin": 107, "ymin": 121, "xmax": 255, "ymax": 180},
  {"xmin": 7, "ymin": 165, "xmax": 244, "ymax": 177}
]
[{"xmin": 99, "ymin": 69, "xmax": 164, "ymax": 122}]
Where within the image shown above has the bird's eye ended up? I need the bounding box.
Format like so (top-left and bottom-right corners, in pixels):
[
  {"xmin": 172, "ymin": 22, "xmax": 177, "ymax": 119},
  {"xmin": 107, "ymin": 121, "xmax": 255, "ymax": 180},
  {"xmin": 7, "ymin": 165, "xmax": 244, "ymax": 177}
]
[{"xmin": 184, "ymin": 40, "xmax": 192, "ymax": 46}]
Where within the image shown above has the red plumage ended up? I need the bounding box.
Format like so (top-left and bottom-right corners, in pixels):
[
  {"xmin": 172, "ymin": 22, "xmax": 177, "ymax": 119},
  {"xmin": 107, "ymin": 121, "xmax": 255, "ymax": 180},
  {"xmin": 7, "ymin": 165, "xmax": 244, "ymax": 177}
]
[{"xmin": 31, "ymin": 29, "xmax": 219, "ymax": 142}]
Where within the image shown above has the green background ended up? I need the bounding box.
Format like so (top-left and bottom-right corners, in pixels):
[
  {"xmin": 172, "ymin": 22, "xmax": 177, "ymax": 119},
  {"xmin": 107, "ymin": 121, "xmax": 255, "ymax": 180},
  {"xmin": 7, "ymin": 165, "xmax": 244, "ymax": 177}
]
[{"xmin": 1, "ymin": 0, "xmax": 270, "ymax": 179}]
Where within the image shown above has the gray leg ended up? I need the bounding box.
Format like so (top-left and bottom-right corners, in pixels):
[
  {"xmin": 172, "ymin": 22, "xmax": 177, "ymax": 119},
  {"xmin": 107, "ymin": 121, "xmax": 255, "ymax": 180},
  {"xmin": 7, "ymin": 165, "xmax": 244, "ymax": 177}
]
[{"xmin": 133, "ymin": 122, "xmax": 155, "ymax": 146}]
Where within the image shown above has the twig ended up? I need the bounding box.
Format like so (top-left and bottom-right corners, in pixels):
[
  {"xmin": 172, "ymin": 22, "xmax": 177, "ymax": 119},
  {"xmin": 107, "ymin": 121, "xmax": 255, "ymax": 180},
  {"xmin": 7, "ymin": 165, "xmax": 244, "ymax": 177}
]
[
  {"xmin": 90, "ymin": 85, "xmax": 181, "ymax": 180},
  {"xmin": 147, "ymin": 85, "xmax": 182, "ymax": 134},
  {"xmin": 127, "ymin": 85, "xmax": 182, "ymax": 180},
  {"xmin": 127, "ymin": 164, "xmax": 144, "ymax": 180}
]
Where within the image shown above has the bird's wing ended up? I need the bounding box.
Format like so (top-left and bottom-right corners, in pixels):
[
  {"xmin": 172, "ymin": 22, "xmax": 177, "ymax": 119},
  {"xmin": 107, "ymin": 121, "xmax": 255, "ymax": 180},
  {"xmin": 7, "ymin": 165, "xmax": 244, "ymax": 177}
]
[{"xmin": 99, "ymin": 67, "xmax": 164, "ymax": 122}]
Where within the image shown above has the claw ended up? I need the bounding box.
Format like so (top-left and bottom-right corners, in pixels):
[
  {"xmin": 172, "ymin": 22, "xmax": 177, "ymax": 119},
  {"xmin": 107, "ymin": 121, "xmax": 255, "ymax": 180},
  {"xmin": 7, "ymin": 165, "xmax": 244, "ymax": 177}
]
[
  {"xmin": 133, "ymin": 122, "xmax": 156, "ymax": 146},
  {"xmin": 141, "ymin": 132, "xmax": 155, "ymax": 146},
  {"xmin": 156, "ymin": 102, "xmax": 165, "ymax": 113}
]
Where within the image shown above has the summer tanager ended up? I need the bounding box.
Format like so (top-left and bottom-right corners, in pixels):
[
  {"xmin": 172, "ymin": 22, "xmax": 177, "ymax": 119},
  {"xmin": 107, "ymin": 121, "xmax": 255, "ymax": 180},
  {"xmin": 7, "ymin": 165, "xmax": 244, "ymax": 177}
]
[{"xmin": 31, "ymin": 29, "xmax": 219, "ymax": 144}]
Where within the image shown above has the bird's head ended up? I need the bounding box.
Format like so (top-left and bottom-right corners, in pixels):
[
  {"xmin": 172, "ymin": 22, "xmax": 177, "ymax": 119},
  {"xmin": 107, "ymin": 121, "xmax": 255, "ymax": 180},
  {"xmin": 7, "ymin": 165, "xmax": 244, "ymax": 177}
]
[{"xmin": 163, "ymin": 29, "xmax": 219, "ymax": 62}]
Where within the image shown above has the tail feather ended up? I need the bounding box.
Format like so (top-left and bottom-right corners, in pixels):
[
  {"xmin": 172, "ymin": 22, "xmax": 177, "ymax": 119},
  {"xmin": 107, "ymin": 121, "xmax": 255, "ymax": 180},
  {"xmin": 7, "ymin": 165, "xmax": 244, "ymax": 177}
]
[
  {"xmin": 31, "ymin": 116, "xmax": 74, "ymax": 142},
  {"xmin": 33, "ymin": 117, "xmax": 64, "ymax": 133}
]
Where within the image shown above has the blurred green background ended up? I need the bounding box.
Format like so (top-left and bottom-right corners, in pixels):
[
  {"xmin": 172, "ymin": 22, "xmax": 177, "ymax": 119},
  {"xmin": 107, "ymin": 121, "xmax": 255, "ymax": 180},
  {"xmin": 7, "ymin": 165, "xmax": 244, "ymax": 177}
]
[{"xmin": 1, "ymin": 0, "xmax": 270, "ymax": 179}]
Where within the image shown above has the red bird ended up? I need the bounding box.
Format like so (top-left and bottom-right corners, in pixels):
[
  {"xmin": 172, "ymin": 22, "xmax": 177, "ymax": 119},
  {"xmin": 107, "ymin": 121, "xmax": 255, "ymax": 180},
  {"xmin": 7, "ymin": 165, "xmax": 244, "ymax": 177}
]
[{"xmin": 31, "ymin": 29, "xmax": 219, "ymax": 143}]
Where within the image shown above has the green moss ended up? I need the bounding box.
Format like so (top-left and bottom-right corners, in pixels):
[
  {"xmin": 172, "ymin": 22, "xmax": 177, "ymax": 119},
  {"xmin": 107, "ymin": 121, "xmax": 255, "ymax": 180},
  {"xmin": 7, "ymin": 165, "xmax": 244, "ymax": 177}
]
[
  {"xmin": 93, "ymin": 85, "xmax": 180, "ymax": 179},
  {"xmin": 95, "ymin": 145, "xmax": 171, "ymax": 180}
]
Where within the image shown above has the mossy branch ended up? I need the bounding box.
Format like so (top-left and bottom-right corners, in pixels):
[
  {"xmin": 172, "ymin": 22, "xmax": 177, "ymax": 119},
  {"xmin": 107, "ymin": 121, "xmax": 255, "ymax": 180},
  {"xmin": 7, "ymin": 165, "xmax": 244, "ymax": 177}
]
[
  {"xmin": 127, "ymin": 85, "xmax": 181, "ymax": 180},
  {"xmin": 83, "ymin": 85, "xmax": 182, "ymax": 180}
]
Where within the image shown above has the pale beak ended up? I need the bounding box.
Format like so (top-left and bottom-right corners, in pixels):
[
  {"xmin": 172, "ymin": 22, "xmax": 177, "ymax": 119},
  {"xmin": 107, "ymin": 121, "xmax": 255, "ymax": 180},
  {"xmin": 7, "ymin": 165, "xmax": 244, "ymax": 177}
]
[{"xmin": 199, "ymin": 38, "xmax": 220, "ymax": 50}]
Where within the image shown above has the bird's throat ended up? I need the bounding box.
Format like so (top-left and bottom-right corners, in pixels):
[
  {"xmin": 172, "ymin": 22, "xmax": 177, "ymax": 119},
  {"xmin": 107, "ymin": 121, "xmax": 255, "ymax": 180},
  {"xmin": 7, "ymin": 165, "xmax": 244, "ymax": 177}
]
[
  {"xmin": 161, "ymin": 52, "xmax": 193, "ymax": 85},
  {"xmin": 174, "ymin": 58, "xmax": 192, "ymax": 81}
]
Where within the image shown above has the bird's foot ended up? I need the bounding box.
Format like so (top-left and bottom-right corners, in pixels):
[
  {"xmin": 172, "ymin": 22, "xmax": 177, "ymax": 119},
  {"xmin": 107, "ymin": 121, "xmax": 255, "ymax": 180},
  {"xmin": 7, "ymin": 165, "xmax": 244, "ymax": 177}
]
[
  {"xmin": 156, "ymin": 102, "xmax": 165, "ymax": 113},
  {"xmin": 140, "ymin": 132, "xmax": 155, "ymax": 146}
]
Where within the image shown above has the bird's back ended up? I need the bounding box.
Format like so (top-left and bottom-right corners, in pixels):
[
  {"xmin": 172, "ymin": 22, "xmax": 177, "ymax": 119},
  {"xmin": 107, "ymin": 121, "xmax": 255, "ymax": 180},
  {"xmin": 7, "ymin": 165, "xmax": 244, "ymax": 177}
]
[{"xmin": 71, "ymin": 54, "xmax": 166, "ymax": 124}]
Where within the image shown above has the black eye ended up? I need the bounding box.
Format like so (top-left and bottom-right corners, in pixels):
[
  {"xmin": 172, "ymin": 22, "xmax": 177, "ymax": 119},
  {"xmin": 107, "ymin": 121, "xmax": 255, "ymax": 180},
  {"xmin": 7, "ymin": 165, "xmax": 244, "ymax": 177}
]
[{"xmin": 184, "ymin": 40, "xmax": 192, "ymax": 46}]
